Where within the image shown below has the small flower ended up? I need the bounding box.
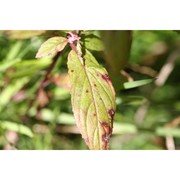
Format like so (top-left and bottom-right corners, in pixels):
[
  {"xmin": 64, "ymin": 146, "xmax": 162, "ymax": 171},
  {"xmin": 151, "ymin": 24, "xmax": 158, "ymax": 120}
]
[{"xmin": 67, "ymin": 32, "xmax": 80, "ymax": 44}]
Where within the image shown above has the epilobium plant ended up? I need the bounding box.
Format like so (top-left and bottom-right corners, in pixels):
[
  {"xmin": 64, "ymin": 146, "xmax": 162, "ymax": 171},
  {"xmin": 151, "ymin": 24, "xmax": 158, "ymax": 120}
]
[{"xmin": 36, "ymin": 31, "xmax": 116, "ymax": 150}]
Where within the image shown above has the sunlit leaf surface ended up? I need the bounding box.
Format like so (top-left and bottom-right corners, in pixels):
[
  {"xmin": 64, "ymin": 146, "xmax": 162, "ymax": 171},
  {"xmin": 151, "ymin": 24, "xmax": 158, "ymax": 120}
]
[
  {"xmin": 36, "ymin": 37, "xmax": 67, "ymax": 58},
  {"xmin": 67, "ymin": 49, "xmax": 116, "ymax": 150}
]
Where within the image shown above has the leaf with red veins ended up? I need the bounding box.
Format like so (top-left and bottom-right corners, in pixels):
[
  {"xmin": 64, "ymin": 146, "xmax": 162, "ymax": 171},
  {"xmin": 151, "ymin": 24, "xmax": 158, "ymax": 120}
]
[
  {"xmin": 67, "ymin": 49, "xmax": 116, "ymax": 150},
  {"xmin": 36, "ymin": 36, "xmax": 67, "ymax": 58}
]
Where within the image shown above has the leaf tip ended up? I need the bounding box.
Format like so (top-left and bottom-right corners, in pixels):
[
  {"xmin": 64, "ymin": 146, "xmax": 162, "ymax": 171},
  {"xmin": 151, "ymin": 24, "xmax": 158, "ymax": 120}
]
[{"xmin": 99, "ymin": 121, "xmax": 113, "ymax": 150}]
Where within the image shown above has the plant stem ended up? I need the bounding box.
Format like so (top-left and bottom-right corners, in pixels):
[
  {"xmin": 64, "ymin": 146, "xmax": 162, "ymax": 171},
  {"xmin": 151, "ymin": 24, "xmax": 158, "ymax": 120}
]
[
  {"xmin": 26, "ymin": 52, "xmax": 61, "ymax": 119},
  {"xmin": 39, "ymin": 51, "xmax": 61, "ymax": 90}
]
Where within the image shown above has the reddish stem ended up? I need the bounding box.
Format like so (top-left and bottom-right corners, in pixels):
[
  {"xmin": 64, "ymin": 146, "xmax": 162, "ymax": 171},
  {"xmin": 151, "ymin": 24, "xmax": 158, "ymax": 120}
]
[
  {"xmin": 27, "ymin": 52, "xmax": 61, "ymax": 118},
  {"xmin": 39, "ymin": 51, "xmax": 60, "ymax": 90}
]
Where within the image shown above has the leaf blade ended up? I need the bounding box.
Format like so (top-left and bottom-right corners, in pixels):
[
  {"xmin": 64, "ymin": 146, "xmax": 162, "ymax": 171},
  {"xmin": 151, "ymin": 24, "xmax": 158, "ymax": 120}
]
[
  {"xmin": 123, "ymin": 79, "xmax": 153, "ymax": 89},
  {"xmin": 84, "ymin": 36, "xmax": 104, "ymax": 51},
  {"xmin": 36, "ymin": 37, "xmax": 67, "ymax": 58},
  {"xmin": 101, "ymin": 30, "xmax": 132, "ymax": 73},
  {"xmin": 0, "ymin": 121, "xmax": 33, "ymax": 138},
  {"xmin": 0, "ymin": 77, "xmax": 30, "ymax": 110},
  {"xmin": 67, "ymin": 49, "xmax": 116, "ymax": 150}
]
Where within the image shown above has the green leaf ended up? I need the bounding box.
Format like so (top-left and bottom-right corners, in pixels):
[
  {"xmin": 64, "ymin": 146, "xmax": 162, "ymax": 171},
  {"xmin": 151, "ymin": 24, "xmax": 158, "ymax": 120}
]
[
  {"xmin": 40, "ymin": 108, "xmax": 75, "ymax": 125},
  {"xmin": 67, "ymin": 49, "xmax": 116, "ymax": 150},
  {"xmin": 84, "ymin": 36, "xmax": 104, "ymax": 51},
  {"xmin": 120, "ymin": 95, "xmax": 147, "ymax": 106},
  {"xmin": 5, "ymin": 30, "xmax": 46, "ymax": 39},
  {"xmin": 36, "ymin": 37, "xmax": 67, "ymax": 58},
  {"xmin": 123, "ymin": 79, "xmax": 153, "ymax": 89},
  {"xmin": 14, "ymin": 58, "xmax": 51, "ymax": 68},
  {"xmin": 5, "ymin": 41, "xmax": 24, "ymax": 60},
  {"xmin": 101, "ymin": 30, "xmax": 132, "ymax": 73},
  {"xmin": 156, "ymin": 127, "xmax": 180, "ymax": 138},
  {"xmin": 0, "ymin": 121, "xmax": 33, "ymax": 138},
  {"xmin": 0, "ymin": 59, "xmax": 21, "ymax": 72},
  {"xmin": 113, "ymin": 122, "xmax": 138, "ymax": 134},
  {"xmin": 8, "ymin": 58, "xmax": 51, "ymax": 79},
  {"xmin": 0, "ymin": 77, "xmax": 29, "ymax": 110},
  {"xmin": 53, "ymin": 88, "xmax": 70, "ymax": 100},
  {"xmin": 57, "ymin": 113, "xmax": 75, "ymax": 125}
]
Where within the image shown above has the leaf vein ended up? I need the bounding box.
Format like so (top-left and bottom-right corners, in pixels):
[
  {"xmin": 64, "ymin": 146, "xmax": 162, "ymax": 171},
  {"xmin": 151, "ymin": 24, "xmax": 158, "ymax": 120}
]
[{"xmin": 87, "ymin": 68, "xmax": 114, "ymax": 106}]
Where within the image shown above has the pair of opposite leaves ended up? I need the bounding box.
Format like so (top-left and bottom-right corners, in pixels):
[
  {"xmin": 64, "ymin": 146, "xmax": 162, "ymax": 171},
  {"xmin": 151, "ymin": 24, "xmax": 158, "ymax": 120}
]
[{"xmin": 36, "ymin": 36, "xmax": 116, "ymax": 150}]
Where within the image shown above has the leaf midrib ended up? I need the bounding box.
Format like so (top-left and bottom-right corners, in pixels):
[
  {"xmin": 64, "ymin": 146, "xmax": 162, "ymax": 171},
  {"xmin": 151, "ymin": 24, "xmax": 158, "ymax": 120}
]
[{"xmin": 83, "ymin": 65, "xmax": 101, "ymax": 149}]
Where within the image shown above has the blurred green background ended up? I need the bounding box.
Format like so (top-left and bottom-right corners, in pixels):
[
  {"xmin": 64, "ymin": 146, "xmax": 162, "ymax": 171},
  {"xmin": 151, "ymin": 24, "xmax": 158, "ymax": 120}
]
[{"xmin": 0, "ymin": 30, "xmax": 180, "ymax": 150}]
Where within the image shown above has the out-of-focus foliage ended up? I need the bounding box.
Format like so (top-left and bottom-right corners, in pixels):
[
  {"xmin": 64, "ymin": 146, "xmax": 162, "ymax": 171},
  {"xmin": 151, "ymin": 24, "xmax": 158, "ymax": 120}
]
[{"xmin": 0, "ymin": 30, "xmax": 180, "ymax": 150}]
